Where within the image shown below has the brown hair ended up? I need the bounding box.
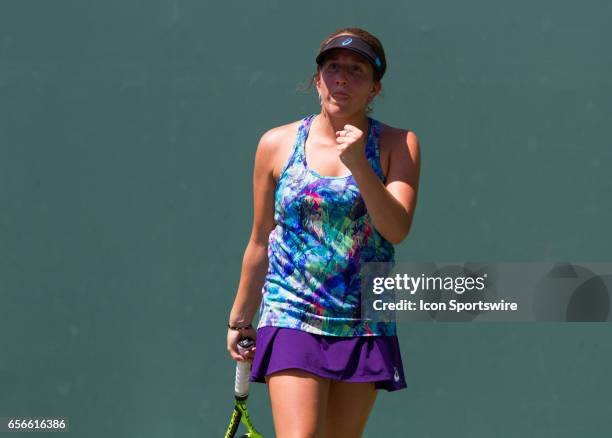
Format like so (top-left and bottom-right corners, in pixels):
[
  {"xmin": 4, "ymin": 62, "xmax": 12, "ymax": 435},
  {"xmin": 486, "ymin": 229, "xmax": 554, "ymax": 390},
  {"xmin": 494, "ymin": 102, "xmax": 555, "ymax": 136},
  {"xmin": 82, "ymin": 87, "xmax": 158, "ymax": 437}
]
[{"xmin": 299, "ymin": 28, "xmax": 387, "ymax": 113}]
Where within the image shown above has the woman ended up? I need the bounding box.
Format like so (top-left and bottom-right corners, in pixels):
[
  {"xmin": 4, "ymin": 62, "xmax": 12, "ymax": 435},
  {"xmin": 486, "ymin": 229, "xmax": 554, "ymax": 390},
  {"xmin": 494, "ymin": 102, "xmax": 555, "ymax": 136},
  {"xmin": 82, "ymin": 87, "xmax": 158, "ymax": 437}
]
[{"xmin": 227, "ymin": 27, "xmax": 420, "ymax": 437}]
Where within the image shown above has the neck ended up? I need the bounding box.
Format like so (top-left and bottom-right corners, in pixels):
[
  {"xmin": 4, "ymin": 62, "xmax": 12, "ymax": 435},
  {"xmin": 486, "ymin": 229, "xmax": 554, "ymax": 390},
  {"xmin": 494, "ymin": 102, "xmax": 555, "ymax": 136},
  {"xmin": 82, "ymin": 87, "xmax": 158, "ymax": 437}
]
[{"xmin": 313, "ymin": 110, "xmax": 369, "ymax": 144}]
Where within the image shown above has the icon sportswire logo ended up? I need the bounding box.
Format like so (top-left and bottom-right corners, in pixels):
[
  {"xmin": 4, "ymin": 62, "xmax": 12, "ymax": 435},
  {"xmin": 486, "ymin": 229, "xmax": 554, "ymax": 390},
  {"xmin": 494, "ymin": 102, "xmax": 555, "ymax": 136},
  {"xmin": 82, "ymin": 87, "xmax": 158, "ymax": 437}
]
[{"xmin": 341, "ymin": 37, "xmax": 352, "ymax": 46}]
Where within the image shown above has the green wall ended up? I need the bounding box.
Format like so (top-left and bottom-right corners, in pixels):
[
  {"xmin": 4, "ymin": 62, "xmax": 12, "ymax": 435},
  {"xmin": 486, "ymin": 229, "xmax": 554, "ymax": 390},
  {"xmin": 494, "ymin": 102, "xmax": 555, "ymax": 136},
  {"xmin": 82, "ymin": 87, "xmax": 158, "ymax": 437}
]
[{"xmin": 1, "ymin": 1, "xmax": 610, "ymax": 436}]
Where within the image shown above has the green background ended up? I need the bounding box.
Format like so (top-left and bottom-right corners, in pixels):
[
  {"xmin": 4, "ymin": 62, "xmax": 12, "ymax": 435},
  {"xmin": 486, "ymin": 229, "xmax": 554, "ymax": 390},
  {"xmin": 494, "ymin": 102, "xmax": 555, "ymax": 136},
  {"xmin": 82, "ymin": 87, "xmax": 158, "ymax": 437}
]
[{"xmin": 1, "ymin": 0, "xmax": 611, "ymax": 436}]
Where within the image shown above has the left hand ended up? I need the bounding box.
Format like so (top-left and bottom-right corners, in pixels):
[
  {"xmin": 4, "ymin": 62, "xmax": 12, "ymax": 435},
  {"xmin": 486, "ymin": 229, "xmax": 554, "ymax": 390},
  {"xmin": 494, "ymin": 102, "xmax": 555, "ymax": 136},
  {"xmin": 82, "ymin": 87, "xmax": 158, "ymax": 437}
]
[{"xmin": 335, "ymin": 124, "xmax": 369, "ymax": 170}]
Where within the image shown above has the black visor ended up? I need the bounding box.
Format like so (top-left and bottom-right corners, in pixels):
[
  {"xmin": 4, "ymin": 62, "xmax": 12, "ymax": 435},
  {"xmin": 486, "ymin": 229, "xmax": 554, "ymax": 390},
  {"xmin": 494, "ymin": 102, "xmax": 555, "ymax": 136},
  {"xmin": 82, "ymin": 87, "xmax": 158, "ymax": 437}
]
[{"xmin": 315, "ymin": 35, "xmax": 386, "ymax": 79}]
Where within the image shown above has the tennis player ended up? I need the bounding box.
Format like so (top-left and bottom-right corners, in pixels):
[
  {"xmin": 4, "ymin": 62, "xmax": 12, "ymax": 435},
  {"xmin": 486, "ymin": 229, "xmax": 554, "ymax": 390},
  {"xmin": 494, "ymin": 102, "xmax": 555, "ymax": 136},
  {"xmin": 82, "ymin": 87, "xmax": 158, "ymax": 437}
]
[{"xmin": 227, "ymin": 27, "xmax": 421, "ymax": 437}]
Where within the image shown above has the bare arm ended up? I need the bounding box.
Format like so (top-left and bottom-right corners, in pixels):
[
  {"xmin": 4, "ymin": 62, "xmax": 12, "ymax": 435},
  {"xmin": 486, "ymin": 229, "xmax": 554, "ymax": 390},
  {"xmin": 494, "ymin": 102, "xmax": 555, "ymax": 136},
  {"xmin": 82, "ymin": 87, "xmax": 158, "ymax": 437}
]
[
  {"xmin": 228, "ymin": 131, "xmax": 278, "ymax": 326},
  {"xmin": 348, "ymin": 128, "xmax": 421, "ymax": 244}
]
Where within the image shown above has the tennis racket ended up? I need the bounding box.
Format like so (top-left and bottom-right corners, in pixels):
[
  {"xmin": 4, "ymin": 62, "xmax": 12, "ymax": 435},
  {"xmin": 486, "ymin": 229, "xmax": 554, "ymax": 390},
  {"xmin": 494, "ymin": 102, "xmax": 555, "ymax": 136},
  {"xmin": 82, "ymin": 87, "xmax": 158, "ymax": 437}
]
[{"xmin": 224, "ymin": 337, "xmax": 263, "ymax": 438}]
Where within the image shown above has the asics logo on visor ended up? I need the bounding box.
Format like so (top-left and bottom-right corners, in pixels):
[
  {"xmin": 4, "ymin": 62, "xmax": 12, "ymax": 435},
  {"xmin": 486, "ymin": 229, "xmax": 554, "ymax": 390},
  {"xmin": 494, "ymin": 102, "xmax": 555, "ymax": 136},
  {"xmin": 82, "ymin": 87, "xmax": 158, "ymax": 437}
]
[{"xmin": 341, "ymin": 38, "xmax": 353, "ymax": 46}]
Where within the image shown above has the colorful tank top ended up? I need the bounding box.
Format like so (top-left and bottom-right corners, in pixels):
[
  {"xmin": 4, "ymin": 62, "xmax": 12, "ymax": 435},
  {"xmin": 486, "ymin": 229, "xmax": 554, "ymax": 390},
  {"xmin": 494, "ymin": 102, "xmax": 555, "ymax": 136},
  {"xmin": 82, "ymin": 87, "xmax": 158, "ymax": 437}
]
[{"xmin": 257, "ymin": 114, "xmax": 396, "ymax": 337}]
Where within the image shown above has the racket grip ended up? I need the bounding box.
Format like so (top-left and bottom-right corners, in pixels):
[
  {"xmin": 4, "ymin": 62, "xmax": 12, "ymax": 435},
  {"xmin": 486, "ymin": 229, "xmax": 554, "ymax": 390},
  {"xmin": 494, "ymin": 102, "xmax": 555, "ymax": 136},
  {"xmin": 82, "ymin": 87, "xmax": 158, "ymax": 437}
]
[{"xmin": 234, "ymin": 337, "xmax": 254, "ymax": 399}]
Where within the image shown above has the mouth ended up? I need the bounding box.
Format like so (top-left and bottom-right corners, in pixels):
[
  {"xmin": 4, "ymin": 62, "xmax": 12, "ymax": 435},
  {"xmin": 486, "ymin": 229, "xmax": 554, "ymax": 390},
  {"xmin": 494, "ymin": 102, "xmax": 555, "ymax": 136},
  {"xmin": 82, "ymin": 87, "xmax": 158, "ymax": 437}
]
[{"xmin": 331, "ymin": 92, "xmax": 349, "ymax": 100}]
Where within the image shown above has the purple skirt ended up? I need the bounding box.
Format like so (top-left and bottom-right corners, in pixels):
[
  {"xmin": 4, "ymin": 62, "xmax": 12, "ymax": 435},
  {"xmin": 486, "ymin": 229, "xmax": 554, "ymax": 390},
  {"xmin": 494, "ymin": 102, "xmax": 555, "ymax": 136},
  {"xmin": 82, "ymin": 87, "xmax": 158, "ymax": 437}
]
[{"xmin": 249, "ymin": 326, "xmax": 407, "ymax": 392}]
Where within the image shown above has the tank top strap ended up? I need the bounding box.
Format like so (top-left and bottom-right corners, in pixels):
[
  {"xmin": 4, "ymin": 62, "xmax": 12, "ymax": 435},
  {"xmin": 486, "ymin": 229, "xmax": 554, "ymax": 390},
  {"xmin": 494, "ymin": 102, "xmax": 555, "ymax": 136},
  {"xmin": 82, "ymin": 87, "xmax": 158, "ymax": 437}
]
[
  {"xmin": 277, "ymin": 114, "xmax": 315, "ymax": 181},
  {"xmin": 294, "ymin": 113, "xmax": 315, "ymax": 166},
  {"xmin": 365, "ymin": 117, "xmax": 386, "ymax": 182}
]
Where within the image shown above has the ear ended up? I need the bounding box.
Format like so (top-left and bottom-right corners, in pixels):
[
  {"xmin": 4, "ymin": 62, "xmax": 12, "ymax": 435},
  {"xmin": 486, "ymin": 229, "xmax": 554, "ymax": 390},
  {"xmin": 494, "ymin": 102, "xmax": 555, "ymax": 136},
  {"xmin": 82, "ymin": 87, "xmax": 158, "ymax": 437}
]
[
  {"xmin": 369, "ymin": 81, "xmax": 382, "ymax": 101},
  {"xmin": 315, "ymin": 73, "xmax": 322, "ymax": 94}
]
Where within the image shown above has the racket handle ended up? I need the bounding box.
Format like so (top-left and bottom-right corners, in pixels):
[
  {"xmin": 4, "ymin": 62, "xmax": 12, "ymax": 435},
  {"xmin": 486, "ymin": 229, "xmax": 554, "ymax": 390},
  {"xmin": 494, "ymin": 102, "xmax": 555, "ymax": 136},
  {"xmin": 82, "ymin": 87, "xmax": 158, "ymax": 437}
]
[{"xmin": 234, "ymin": 337, "xmax": 254, "ymax": 399}]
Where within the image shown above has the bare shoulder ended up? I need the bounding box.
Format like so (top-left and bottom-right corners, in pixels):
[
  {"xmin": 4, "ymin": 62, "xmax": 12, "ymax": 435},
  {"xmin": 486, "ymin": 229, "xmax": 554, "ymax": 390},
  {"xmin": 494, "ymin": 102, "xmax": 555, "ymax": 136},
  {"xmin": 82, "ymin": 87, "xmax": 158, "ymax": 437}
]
[
  {"xmin": 378, "ymin": 122, "xmax": 421, "ymax": 180},
  {"xmin": 256, "ymin": 119, "xmax": 302, "ymax": 182},
  {"xmin": 379, "ymin": 123, "xmax": 420, "ymax": 158}
]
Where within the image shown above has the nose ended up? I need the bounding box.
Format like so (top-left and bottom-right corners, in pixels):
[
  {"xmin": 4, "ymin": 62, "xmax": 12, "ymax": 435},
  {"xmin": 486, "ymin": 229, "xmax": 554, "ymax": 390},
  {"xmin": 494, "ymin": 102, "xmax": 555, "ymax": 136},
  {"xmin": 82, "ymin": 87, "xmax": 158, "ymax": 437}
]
[{"xmin": 335, "ymin": 68, "xmax": 349, "ymax": 85}]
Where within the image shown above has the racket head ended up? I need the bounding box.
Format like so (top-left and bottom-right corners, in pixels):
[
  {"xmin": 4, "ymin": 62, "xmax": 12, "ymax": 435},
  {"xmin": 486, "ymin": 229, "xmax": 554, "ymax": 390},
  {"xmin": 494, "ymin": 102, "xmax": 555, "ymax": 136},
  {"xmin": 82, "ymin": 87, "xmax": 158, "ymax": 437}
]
[{"xmin": 224, "ymin": 405, "xmax": 242, "ymax": 438}]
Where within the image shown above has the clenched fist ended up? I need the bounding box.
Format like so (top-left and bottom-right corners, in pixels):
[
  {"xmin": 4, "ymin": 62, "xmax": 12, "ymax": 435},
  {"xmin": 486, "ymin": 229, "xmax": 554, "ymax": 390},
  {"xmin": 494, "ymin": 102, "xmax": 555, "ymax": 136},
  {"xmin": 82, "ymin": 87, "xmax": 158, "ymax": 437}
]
[{"xmin": 335, "ymin": 124, "xmax": 369, "ymax": 170}]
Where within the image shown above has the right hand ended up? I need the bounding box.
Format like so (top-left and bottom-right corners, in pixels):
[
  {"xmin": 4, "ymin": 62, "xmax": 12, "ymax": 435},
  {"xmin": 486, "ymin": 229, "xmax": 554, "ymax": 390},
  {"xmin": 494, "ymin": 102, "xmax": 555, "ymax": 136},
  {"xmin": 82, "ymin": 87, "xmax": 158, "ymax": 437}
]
[{"xmin": 227, "ymin": 326, "xmax": 258, "ymax": 362}]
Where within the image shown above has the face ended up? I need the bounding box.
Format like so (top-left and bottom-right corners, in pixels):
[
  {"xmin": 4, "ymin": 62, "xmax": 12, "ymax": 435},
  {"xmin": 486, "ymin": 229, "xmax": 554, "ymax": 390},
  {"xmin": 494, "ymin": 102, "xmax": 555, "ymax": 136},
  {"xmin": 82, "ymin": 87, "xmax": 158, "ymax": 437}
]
[{"xmin": 315, "ymin": 48, "xmax": 381, "ymax": 116}]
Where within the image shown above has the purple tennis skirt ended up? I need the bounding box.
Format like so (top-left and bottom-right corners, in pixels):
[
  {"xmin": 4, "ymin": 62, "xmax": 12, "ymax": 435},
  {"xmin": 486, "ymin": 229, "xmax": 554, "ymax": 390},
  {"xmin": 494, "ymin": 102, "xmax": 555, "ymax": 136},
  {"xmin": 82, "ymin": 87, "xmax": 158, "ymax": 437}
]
[{"xmin": 249, "ymin": 326, "xmax": 407, "ymax": 392}]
